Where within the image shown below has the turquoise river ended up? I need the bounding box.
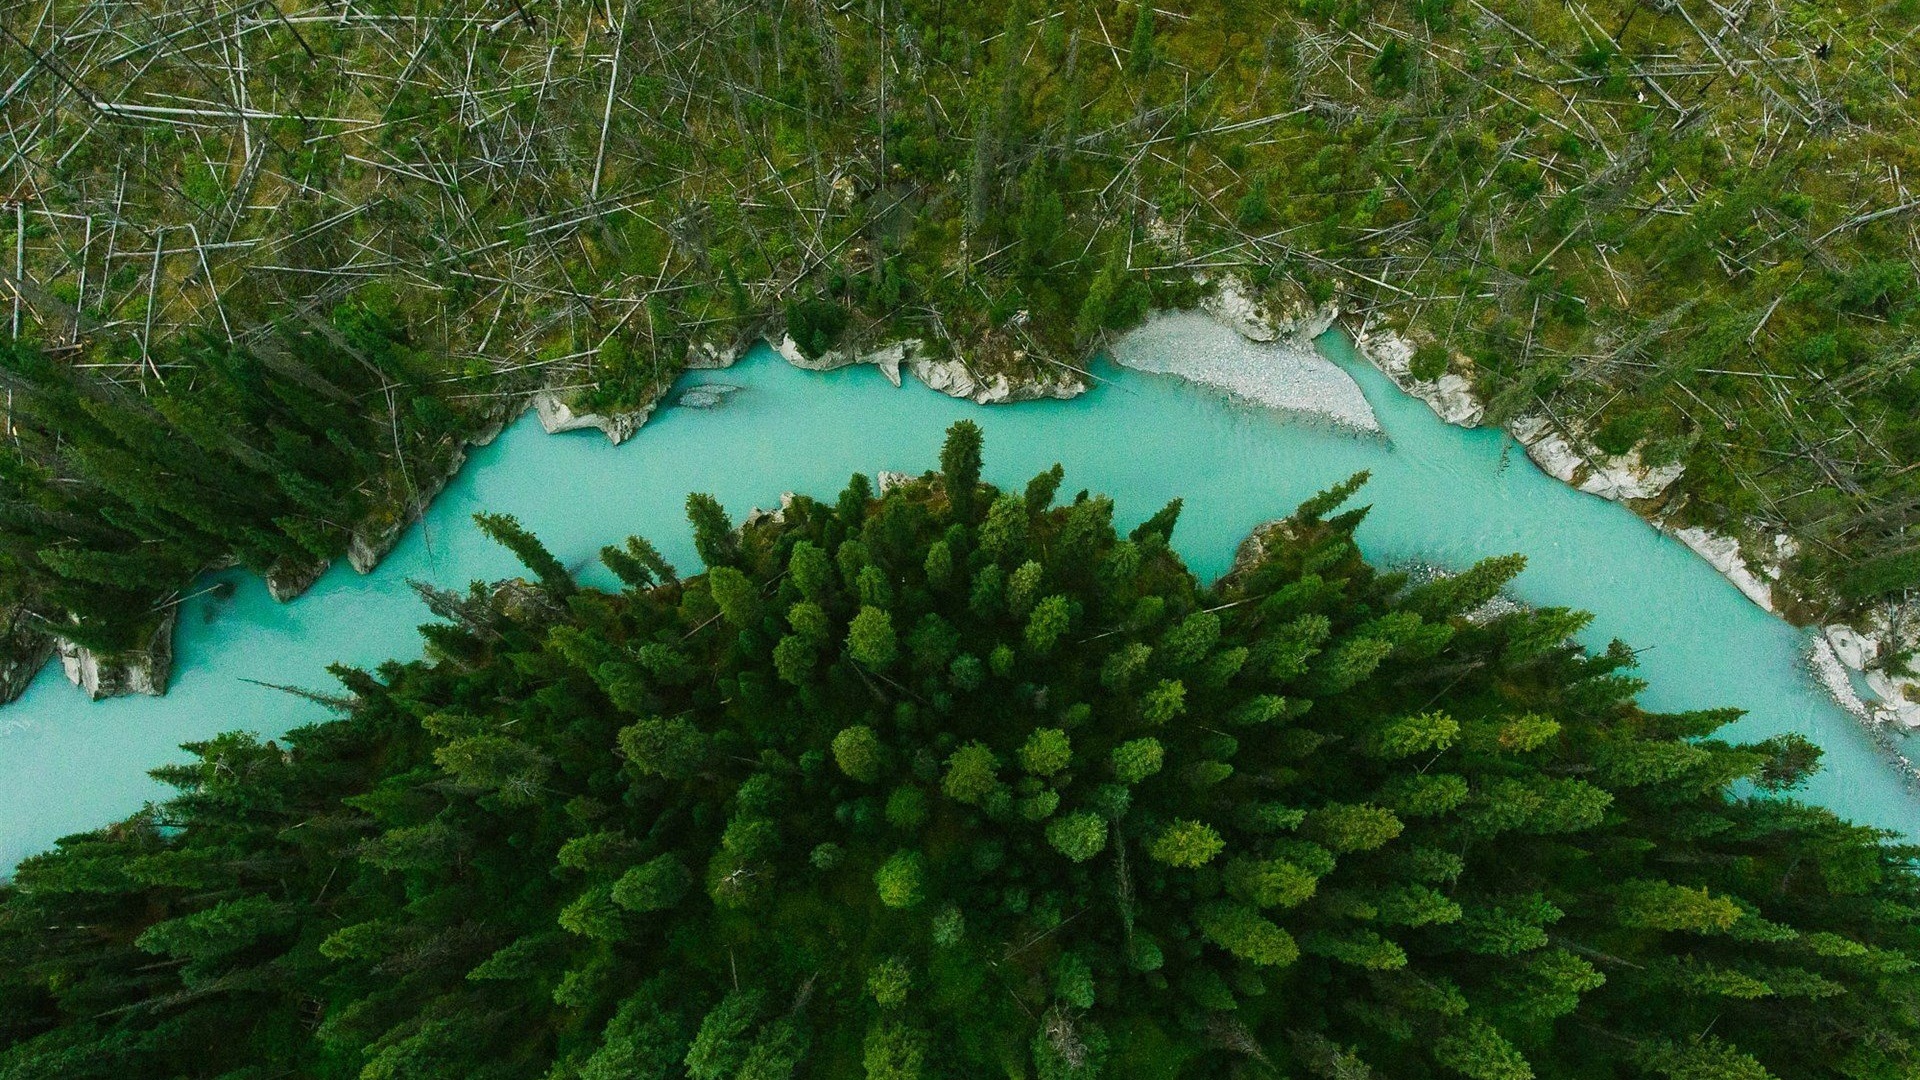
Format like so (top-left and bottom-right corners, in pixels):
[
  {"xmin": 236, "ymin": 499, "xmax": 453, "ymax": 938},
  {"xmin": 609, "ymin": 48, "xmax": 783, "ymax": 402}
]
[{"xmin": 2, "ymin": 331, "xmax": 1914, "ymax": 869}]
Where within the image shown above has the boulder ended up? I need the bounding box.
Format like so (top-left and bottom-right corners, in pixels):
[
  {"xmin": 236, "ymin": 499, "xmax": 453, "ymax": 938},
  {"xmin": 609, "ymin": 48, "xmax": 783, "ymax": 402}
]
[
  {"xmin": 266, "ymin": 559, "xmax": 329, "ymax": 603},
  {"xmin": 1825, "ymin": 624, "xmax": 1878, "ymax": 670},
  {"xmin": 905, "ymin": 354, "xmax": 1085, "ymax": 405},
  {"xmin": 57, "ymin": 611, "xmax": 175, "ymax": 700},
  {"xmin": 772, "ymin": 335, "xmax": 915, "ymax": 386},
  {"xmin": 0, "ymin": 616, "xmax": 53, "ymax": 705},
  {"xmin": 1671, "ymin": 527, "xmax": 1776, "ymax": 612},
  {"xmin": 1353, "ymin": 327, "xmax": 1484, "ymax": 428},
  {"xmin": 532, "ymin": 390, "xmax": 654, "ymax": 445}
]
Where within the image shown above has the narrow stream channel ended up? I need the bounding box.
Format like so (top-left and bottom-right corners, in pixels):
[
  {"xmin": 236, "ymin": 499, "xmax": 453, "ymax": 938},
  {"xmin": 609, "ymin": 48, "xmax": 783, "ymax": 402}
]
[{"xmin": 1, "ymin": 329, "xmax": 1910, "ymax": 869}]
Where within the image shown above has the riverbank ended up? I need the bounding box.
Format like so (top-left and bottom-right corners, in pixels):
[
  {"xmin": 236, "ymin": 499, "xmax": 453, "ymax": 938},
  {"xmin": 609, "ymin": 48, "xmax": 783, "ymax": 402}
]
[
  {"xmin": 11, "ymin": 322, "xmax": 1918, "ymax": 871},
  {"xmin": 10, "ymin": 281, "xmax": 1914, "ymax": 736},
  {"xmin": 1349, "ymin": 315, "xmax": 1920, "ymax": 735}
]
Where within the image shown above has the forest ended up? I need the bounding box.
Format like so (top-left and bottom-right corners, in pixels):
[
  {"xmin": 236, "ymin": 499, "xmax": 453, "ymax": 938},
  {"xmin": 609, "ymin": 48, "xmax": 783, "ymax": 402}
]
[
  {"xmin": 2, "ymin": 0, "xmax": 1918, "ymax": 689},
  {"xmin": 1, "ymin": 422, "xmax": 1915, "ymax": 1079}
]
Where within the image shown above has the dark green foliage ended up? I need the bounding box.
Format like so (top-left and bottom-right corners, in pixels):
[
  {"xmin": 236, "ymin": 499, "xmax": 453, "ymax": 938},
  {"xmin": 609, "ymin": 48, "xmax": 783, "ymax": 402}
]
[
  {"xmin": 5, "ymin": 424, "xmax": 1919, "ymax": 1079},
  {"xmin": 475, "ymin": 512, "xmax": 575, "ymax": 598},
  {"xmin": 784, "ymin": 297, "xmax": 849, "ymax": 360}
]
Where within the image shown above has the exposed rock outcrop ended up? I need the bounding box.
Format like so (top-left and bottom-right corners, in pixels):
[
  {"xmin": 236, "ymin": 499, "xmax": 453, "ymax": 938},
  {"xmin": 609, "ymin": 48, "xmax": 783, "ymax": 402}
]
[
  {"xmin": 1509, "ymin": 416, "xmax": 1686, "ymax": 503},
  {"xmin": 1351, "ymin": 325, "xmax": 1484, "ymax": 428},
  {"xmin": 1197, "ymin": 273, "xmax": 1338, "ymax": 345},
  {"xmin": 685, "ymin": 329, "xmax": 760, "ymax": 370},
  {"xmin": 0, "ymin": 613, "xmax": 54, "ymax": 705},
  {"xmin": 771, "ymin": 334, "xmax": 910, "ymax": 387},
  {"xmin": 56, "ymin": 611, "xmax": 175, "ymax": 700},
  {"xmin": 1670, "ymin": 527, "xmax": 1780, "ymax": 613},
  {"xmin": 906, "ymin": 352, "xmax": 1085, "ymax": 405},
  {"xmin": 1822, "ymin": 616, "xmax": 1920, "ymax": 729},
  {"xmin": 533, "ymin": 390, "xmax": 654, "ymax": 445},
  {"xmin": 266, "ymin": 559, "xmax": 329, "ymax": 603},
  {"xmin": 349, "ymin": 413, "xmax": 510, "ymax": 574}
]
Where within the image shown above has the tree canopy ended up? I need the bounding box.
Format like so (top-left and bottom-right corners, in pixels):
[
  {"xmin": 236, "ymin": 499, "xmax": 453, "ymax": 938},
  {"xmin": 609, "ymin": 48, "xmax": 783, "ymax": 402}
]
[{"xmin": 2, "ymin": 422, "xmax": 1916, "ymax": 1080}]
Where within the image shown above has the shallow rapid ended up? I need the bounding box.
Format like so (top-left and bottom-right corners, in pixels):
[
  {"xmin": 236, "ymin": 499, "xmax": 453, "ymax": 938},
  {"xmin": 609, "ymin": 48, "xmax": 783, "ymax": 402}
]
[{"xmin": 2, "ymin": 327, "xmax": 1912, "ymax": 869}]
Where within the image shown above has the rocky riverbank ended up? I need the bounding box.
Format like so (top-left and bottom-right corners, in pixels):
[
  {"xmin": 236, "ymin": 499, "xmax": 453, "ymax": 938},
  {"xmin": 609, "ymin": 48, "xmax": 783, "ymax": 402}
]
[{"xmin": 1349, "ymin": 315, "xmax": 1920, "ymax": 734}]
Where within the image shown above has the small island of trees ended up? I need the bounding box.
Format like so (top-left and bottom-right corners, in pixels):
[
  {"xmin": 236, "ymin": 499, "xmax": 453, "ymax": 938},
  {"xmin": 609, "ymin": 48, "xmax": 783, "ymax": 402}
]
[{"xmin": 1, "ymin": 422, "xmax": 1914, "ymax": 1080}]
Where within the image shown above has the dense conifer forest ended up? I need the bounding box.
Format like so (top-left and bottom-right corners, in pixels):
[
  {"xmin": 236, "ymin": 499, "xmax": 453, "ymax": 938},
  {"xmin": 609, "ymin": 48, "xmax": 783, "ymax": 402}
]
[
  {"xmin": 2, "ymin": 0, "xmax": 1918, "ymax": 681},
  {"xmin": 2, "ymin": 423, "xmax": 1915, "ymax": 1079}
]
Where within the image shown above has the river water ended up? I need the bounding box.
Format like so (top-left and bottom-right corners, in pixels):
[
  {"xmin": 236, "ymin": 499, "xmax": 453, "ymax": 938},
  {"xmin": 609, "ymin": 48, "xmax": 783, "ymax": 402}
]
[{"xmin": 1, "ymin": 329, "xmax": 1912, "ymax": 869}]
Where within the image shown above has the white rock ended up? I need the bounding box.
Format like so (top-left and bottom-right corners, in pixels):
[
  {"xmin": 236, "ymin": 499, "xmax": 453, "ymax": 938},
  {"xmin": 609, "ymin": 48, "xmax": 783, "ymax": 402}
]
[
  {"xmin": 773, "ymin": 335, "xmax": 916, "ymax": 386},
  {"xmin": 266, "ymin": 559, "xmax": 329, "ymax": 603},
  {"xmin": 1511, "ymin": 416, "xmax": 1583, "ymax": 484},
  {"xmin": 1672, "ymin": 527, "xmax": 1775, "ymax": 612},
  {"xmin": 350, "ymin": 414, "xmax": 508, "ymax": 574},
  {"xmin": 1353, "ymin": 327, "xmax": 1484, "ymax": 428},
  {"xmin": 1825, "ymin": 625, "xmax": 1878, "ymax": 671},
  {"xmin": 56, "ymin": 611, "xmax": 175, "ymax": 700},
  {"xmin": 1865, "ymin": 670, "xmax": 1920, "ymax": 728},
  {"xmin": 904, "ymin": 354, "xmax": 1085, "ymax": 406},
  {"xmin": 0, "ymin": 620, "xmax": 53, "ymax": 706},
  {"xmin": 1809, "ymin": 637, "xmax": 1873, "ymax": 720},
  {"xmin": 1201, "ymin": 276, "xmax": 1280, "ymax": 342},
  {"xmin": 877, "ymin": 471, "xmax": 914, "ymax": 494},
  {"xmin": 1508, "ymin": 416, "xmax": 1683, "ymax": 502},
  {"xmin": 532, "ymin": 390, "xmax": 654, "ymax": 445},
  {"xmin": 1577, "ymin": 448, "xmax": 1686, "ymax": 502},
  {"xmin": 686, "ymin": 337, "xmax": 750, "ymax": 370}
]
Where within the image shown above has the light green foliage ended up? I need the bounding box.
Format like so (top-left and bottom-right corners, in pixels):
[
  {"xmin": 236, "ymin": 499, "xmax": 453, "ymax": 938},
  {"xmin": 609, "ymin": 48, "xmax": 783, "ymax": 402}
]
[
  {"xmin": 1613, "ymin": 880, "xmax": 1745, "ymax": 933},
  {"xmin": 619, "ymin": 716, "xmax": 709, "ymax": 780},
  {"xmin": 849, "ymin": 605, "xmax": 900, "ymax": 668},
  {"xmin": 1150, "ymin": 820, "xmax": 1225, "ymax": 868},
  {"xmin": 783, "ymin": 599, "xmax": 829, "ymax": 641},
  {"xmin": 1051, "ymin": 953, "xmax": 1096, "ymax": 1008},
  {"xmin": 1197, "ymin": 902, "xmax": 1300, "ymax": 967},
  {"xmin": 978, "ymin": 493, "xmax": 1029, "ymax": 563},
  {"xmin": 874, "ymin": 850, "xmax": 928, "ymax": 909},
  {"xmin": 1434, "ymin": 1019, "xmax": 1534, "ymax": 1080},
  {"xmin": 1366, "ymin": 711, "xmax": 1459, "ymax": 758},
  {"xmin": 923, "ymin": 541, "xmax": 954, "ymax": 589},
  {"xmin": 1224, "ymin": 856, "xmax": 1319, "ymax": 909},
  {"xmin": 1019, "ymin": 728, "xmax": 1072, "ymax": 776},
  {"xmin": 1007, "ymin": 560, "xmax": 1044, "ymax": 619},
  {"xmin": 868, "ymin": 957, "xmax": 913, "ymax": 1008},
  {"xmin": 1046, "ymin": 811, "xmax": 1109, "ymax": 863},
  {"xmin": 1305, "ymin": 803, "xmax": 1405, "ymax": 853},
  {"xmin": 1111, "ymin": 738, "xmax": 1164, "ymax": 783},
  {"xmin": 1140, "ymin": 679, "xmax": 1186, "ymax": 725},
  {"xmin": 708, "ymin": 565, "xmax": 760, "ymax": 629},
  {"xmin": 685, "ymin": 990, "xmax": 766, "ymax": 1080},
  {"xmin": 1017, "ymin": 790, "xmax": 1059, "ymax": 821},
  {"xmin": 558, "ymin": 885, "xmax": 625, "ymax": 941},
  {"xmin": 931, "ymin": 904, "xmax": 965, "ymax": 947},
  {"xmin": 789, "ymin": 541, "xmax": 833, "ymax": 601},
  {"xmin": 1024, "ymin": 595, "xmax": 1072, "ymax": 655},
  {"xmin": 943, "ymin": 742, "xmax": 1001, "ymax": 805},
  {"xmin": 1100, "ymin": 642, "xmax": 1152, "ymax": 690},
  {"xmin": 1379, "ymin": 773, "xmax": 1471, "ymax": 817},
  {"xmin": 863, "ymin": 1020, "xmax": 929, "ymax": 1080},
  {"xmin": 832, "ymin": 725, "xmax": 884, "ymax": 783}
]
